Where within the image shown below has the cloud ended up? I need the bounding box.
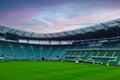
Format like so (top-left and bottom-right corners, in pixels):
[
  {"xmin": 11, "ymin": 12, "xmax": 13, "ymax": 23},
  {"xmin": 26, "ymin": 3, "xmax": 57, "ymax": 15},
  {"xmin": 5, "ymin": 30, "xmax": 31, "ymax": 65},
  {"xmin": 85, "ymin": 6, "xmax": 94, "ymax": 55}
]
[{"xmin": 0, "ymin": 0, "xmax": 120, "ymax": 33}]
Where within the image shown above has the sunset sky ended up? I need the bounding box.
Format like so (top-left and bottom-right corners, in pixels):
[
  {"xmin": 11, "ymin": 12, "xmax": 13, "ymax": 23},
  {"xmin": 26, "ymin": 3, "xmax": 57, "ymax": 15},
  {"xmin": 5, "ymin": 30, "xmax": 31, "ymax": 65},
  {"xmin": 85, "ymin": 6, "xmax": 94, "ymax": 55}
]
[{"xmin": 0, "ymin": 0, "xmax": 120, "ymax": 33}]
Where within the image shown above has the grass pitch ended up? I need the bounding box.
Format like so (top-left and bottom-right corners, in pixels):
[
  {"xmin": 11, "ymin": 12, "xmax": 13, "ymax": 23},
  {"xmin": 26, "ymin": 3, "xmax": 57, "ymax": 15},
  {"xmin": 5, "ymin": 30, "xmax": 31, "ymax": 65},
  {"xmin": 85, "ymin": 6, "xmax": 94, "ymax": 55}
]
[{"xmin": 0, "ymin": 61, "xmax": 120, "ymax": 80}]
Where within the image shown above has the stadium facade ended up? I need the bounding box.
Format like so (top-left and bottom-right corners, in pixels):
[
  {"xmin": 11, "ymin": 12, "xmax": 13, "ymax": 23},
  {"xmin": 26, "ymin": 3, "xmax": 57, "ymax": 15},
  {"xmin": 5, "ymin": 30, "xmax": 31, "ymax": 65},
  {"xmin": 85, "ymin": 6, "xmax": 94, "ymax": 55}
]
[{"xmin": 0, "ymin": 18, "xmax": 120, "ymax": 66}]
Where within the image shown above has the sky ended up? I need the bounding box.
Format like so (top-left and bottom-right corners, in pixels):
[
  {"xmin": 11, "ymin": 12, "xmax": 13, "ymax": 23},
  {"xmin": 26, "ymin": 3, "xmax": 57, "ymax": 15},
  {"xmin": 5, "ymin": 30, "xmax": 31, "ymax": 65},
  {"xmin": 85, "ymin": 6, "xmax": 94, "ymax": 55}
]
[{"xmin": 0, "ymin": 0, "xmax": 120, "ymax": 33}]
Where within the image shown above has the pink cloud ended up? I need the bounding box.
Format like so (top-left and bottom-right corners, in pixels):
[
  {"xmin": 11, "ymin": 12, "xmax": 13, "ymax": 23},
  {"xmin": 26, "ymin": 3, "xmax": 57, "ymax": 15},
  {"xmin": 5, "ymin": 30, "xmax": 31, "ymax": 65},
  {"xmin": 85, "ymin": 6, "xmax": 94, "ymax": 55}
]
[
  {"xmin": 33, "ymin": 9, "xmax": 120, "ymax": 33},
  {"xmin": 0, "ymin": 8, "xmax": 36, "ymax": 28},
  {"xmin": 0, "ymin": 7, "xmax": 120, "ymax": 33}
]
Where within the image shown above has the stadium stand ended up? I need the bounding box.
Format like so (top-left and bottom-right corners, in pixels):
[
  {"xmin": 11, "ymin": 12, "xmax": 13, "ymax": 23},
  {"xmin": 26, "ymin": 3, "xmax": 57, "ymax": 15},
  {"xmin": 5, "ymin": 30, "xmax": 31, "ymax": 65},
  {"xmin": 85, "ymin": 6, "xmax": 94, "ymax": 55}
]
[
  {"xmin": 62, "ymin": 40, "xmax": 120, "ymax": 65},
  {"xmin": 0, "ymin": 41, "xmax": 71, "ymax": 61},
  {"xmin": 0, "ymin": 18, "xmax": 120, "ymax": 66}
]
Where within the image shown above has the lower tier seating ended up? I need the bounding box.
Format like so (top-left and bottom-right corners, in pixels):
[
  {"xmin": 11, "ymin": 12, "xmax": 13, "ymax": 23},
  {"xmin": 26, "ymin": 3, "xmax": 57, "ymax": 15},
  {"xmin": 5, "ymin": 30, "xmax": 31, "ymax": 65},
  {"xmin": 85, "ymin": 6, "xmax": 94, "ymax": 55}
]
[{"xmin": 62, "ymin": 50, "xmax": 120, "ymax": 65}]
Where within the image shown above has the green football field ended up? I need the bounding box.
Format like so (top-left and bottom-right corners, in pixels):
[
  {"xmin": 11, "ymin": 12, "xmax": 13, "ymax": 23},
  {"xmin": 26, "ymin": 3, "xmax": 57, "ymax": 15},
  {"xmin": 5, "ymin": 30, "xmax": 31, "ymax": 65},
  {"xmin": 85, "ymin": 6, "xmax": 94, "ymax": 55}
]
[{"xmin": 0, "ymin": 61, "xmax": 120, "ymax": 80}]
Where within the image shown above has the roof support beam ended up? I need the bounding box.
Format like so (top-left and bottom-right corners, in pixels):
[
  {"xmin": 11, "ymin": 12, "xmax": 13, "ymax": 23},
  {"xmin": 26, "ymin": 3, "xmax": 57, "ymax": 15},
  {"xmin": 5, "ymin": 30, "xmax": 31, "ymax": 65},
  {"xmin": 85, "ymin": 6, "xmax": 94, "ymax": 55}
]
[
  {"xmin": 71, "ymin": 31, "xmax": 76, "ymax": 35},
  {"xmin": 100, "ymin": 23, "xmax": 109, "ymax": 30},
  {"xmin": 0, "ymin": 27, "xmax": 6, "ymax": 32},
  {"xmin": 90, "ymin": 27, "xmax": 97, "ymax": 32},
  {"xmin": 80, "ymin": 29, "xmax": 86, "ymax": 34},
  {"xmin": 30, "ymin": 32, "xmax": 33, "ymax": 37},
  {"xmin": 115, "ymin": 20, "xmax": 120, "ymax": 27},
  {"xmin": 64, "ymin": 32, "xmax": 70, "ymax": 36},
  {"xmin": 56, "ymin": 33, "xmax": 61, "ymax": 37},
  {"xmin": 44, "ymin": 34, "xmax": 48, "ymax": 38},
  {"xmin": 7, "ymin": 29, "xmax": 16, "ymax": 33}
]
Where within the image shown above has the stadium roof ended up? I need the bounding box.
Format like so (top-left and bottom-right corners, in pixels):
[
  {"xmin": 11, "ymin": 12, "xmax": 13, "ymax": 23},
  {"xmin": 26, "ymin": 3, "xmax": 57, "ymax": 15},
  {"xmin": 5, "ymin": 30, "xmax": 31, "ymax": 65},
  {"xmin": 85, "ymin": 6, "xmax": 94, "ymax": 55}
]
[{"xmin": 0, "ymin": 18, "xmax": 120, "ymax": 41}]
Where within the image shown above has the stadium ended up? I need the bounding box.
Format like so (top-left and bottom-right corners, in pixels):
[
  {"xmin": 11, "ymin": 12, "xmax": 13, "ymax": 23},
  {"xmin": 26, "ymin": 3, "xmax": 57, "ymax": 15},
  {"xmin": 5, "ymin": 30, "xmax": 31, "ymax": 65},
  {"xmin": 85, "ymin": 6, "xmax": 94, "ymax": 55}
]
[{"xmin": 0, "ymin": 0, "xmax": 120, "ymax": 80}]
